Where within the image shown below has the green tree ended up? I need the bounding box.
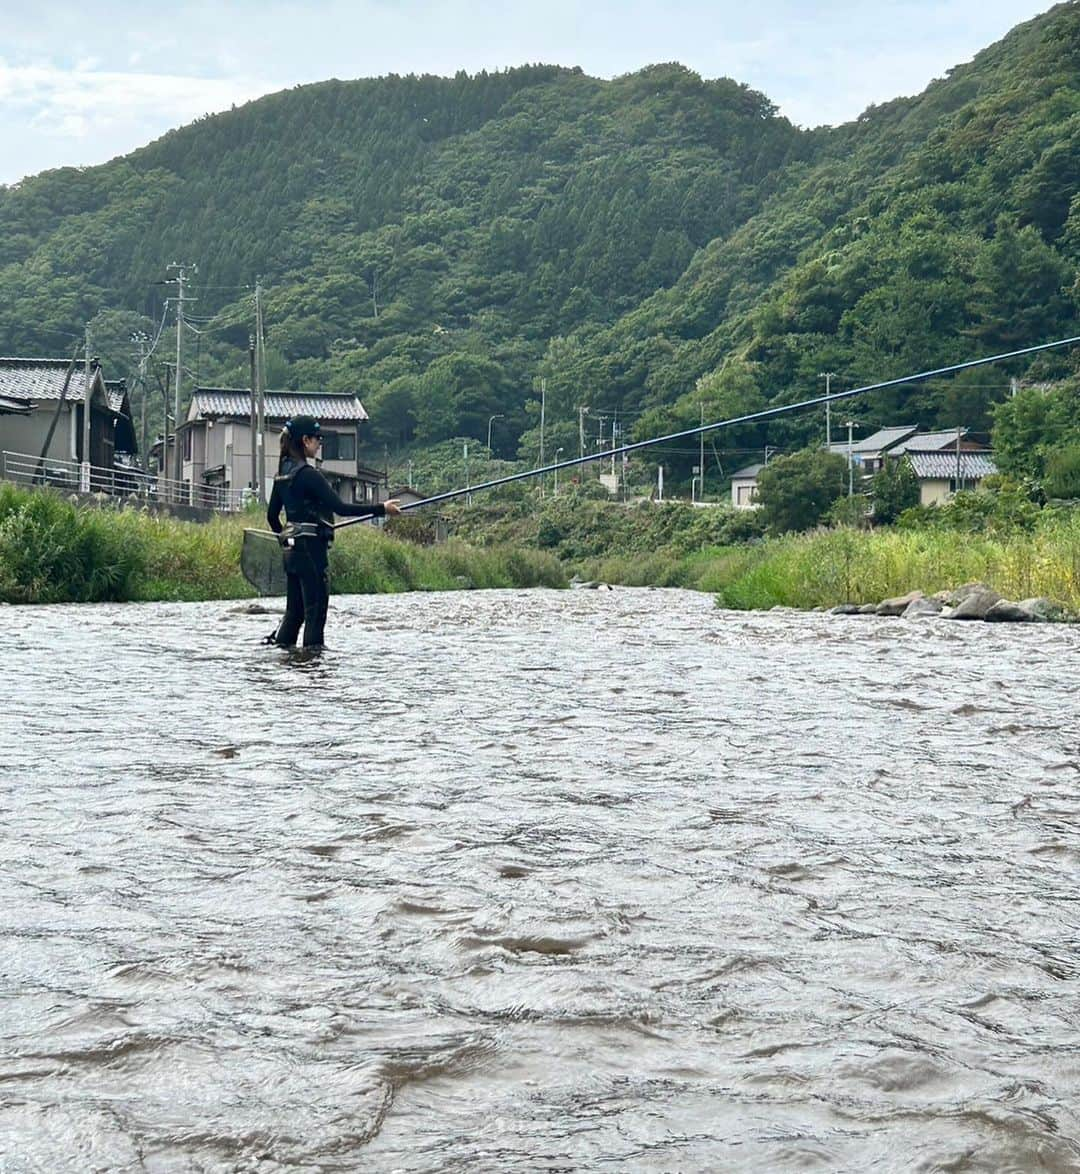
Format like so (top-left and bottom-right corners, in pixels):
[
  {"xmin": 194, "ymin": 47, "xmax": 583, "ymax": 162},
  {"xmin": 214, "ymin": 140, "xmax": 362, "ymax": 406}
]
[
  {"xmin": 1043, "ymin": 444, "xmax": 1080, "ymax": 499},
  {"xmin": 755, "ymin": 449, "xmax": 848, "ymax": 533},
  {"xmin": 871, "ymin": 457, "xmax": 920, "ymax": 523},
  {"xmin": 992, "ymin": 383, "xmax": 1080, "ymax": 483}
]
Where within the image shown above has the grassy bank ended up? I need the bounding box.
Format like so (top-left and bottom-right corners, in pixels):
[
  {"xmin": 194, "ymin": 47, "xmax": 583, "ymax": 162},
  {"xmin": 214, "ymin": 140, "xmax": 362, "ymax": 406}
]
[
  {"xmin": 577, "ymin": 512, "xmax": 1080, "ymax": 611},
  {"xmin": 0, "ymin": 484, "xmax": 565, "ymax": 604}
]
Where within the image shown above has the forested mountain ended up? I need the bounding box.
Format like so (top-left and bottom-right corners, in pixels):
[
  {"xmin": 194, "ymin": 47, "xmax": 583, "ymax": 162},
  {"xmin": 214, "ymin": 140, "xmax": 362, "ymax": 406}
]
[{"xmin": 1, "ymin": 3, "xmax": 1077, "ymax": 477}]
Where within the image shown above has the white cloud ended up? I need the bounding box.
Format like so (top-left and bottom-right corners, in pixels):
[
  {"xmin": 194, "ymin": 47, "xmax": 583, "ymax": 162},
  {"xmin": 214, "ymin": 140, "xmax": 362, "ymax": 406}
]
[
  {"xmin": 0, "ymin": 60, "xmax": 274, "ymax": 183},
  {"xmin": 0, "ymin": 1, "xmax": 1055, "ymax": 181}
]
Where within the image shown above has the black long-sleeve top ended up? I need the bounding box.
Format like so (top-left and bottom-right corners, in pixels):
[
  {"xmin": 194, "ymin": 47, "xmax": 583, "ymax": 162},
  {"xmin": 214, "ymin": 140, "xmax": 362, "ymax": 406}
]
[{"xmin": 267, "ymin": 460, "xmax": 386, "ymax": 535}]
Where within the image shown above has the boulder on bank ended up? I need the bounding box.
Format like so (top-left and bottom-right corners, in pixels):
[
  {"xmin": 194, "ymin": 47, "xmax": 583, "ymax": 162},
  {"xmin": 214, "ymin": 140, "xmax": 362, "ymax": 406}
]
[
  {"xmin": 984, "ymin": 596, "xmax": 1073, "ymax": 623},
  {"xmin": 984, "ymin": 599, "xmax": 1039, "ymax": 622},
  {"xmin": 827, "ymin": 583, "xmax": 1073, "ymax": 623},
  {"xmin": 1018, "ymin": 597, "xmax": 1072, "ymax": 622},
  {"xmin": 946, "ymin": 585, "xmax": 1002, "ymax": 620},
  {"xmin": 877, "ymin": 590, "xmax": 924, "ymax": 617},
  {"xmin": 903, "ymin": 597, "xmax": 943, "ymax": 619}
]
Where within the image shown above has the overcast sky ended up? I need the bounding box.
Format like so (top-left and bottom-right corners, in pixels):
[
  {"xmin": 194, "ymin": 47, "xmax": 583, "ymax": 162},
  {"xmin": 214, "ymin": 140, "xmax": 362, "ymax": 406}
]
[{"xmin": 0, "ymin": 1, "xmax": 1056, "ymax": 186}]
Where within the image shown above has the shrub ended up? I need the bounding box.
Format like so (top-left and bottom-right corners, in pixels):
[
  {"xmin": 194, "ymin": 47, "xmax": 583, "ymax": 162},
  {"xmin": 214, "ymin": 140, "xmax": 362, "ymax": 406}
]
[
  {"xmin": 1044, "ymin": 444, "xmax": 1080, "ymax": 500},
  {"xmin": 755, "ymin": 449, "xmax": 848, "ymax": 533}
]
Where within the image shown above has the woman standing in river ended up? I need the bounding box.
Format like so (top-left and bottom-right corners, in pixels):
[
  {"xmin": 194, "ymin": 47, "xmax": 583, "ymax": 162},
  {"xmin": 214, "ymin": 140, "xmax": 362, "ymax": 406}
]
[{"xmin": 265, "ymin": 414, "xmax": 401, "ymax": 650}]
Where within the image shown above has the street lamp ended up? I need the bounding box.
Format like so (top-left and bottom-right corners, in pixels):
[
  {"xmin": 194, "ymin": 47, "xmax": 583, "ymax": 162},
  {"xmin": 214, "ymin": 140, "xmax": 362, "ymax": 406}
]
[
  {"xmin": 553, "ymin": 448, "xmax": 564, "ymax": 496},
  {"xmin": 487, "ymin": 413, "xmax": 503, "ymax": 452}
]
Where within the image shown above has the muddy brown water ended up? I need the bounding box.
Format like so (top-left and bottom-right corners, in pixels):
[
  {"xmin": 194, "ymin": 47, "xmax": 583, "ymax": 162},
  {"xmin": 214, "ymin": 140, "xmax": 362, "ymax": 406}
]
[{"xmin": 3, "ymin": 588, "xmax": 1079, "ymax": 1172}]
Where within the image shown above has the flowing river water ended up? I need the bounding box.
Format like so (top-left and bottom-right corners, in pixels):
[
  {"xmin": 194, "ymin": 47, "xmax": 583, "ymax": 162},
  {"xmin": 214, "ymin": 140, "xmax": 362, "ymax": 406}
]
[{"xmin": 3, "ymin": 587, "xmax": 1079, "ymax": 1172}]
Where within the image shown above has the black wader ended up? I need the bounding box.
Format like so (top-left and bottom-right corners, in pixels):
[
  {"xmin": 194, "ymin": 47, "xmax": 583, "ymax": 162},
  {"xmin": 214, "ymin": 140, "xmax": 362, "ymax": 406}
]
[{"xmin": 266, "ymin": 457, "xmax": 386, "ymax": 649}]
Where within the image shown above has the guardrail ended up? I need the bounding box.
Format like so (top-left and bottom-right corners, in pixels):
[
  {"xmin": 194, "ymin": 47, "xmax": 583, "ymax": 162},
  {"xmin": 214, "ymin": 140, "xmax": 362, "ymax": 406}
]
[{"xmin": 1, "ymin": 450, "xmax": 245, "ymax": 512}]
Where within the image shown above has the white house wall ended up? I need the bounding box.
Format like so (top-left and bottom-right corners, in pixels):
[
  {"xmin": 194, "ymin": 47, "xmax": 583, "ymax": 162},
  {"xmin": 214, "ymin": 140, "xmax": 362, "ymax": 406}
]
[{"xmin": 0, "ymin": 405, "xmax": 78, "ymax": 464}]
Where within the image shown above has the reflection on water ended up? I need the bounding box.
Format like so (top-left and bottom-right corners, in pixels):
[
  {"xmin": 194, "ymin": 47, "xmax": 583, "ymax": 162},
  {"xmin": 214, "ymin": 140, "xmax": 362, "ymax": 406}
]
[{"xmin": 3, "ymin": 589, "xmax": 1080, "ymax": 1171}]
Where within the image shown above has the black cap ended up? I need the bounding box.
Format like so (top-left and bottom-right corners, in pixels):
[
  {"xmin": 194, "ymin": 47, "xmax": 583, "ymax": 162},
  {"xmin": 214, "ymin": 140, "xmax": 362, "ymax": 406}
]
[{"xmin": 285, "ymin": 415, "xmax": 321, "ymax": 438}]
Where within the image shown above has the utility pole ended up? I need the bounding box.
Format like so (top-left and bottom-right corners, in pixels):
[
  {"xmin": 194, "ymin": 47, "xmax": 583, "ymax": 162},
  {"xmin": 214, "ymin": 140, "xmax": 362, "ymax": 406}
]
[
  {"xmin": 80, "ymin": 325, "xmax": 92, "ymax": 492},
  {"xmin": 464, "ymin": 441, "xmax": 470, "ymax": 506},
  {"xmin": 166, "ymin": 262, "xmax": 192, "ymax": 492},
  {"xmin": 955, "ymin": 425, "xmax": 963, "ymax": 496},
  {"xmin": 819, "ymin": 371, "xmax": 835, "ymax": 449},
  {"xmin": 131, "ymin": 331, "xmax": 150, "ymax": 471},
  {"xmin": 610, "ymin": 411, "xmax": 618, "ymax": 478},
  {"xmin": 254, "ymin": 279, "xmax": 267, "ymax": 502},
  {"xmin": 578, "ymin": 405, "xmax": 587, "ymax": 461},
  {"xmin": 249, "ymin": 336, "xmax": 258, "ymax": 498},
  {"xmin": 539, "ymin": 377, "xmax": 546, "ymax": 498},
  {"xmin": 699, "ymin": 402, "xmax": 705, "ymax": 503},
  {"xmin": 846, "ymin": 420, "xmax": 854, "ymax": 496}
]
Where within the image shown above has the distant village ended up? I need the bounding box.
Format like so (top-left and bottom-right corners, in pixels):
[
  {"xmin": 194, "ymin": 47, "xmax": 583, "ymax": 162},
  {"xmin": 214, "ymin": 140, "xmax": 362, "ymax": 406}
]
[
  {"xmin": 0, "ymin": 356, "xmax": 402, "ymax": 517},
  {"xmin": 0, "ymin": 354, "xmax": 997, "ymax": 517}
]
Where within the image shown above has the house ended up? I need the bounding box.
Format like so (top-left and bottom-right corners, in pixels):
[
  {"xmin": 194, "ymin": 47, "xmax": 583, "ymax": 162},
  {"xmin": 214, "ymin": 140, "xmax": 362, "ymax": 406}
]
[
  {"xmin": 730, "ymin": 463, "xmax": 765, "ymax": 509},
  {"xmin": 905, "ymin": 450, "xmax": 998, "ymax": 505},
  {"xmin": 827, "ymin": 425, "xmax": 919, "ymax": 474},
  {"xmin": 878, "ymin": 428, "xmax": 997, "ymax": 504},
  {"xmin": 176, "ymin": 387, "xmax": 386, "ymax": 505},
  {"xmin": 0, "ymin": 357, "xmax": 137, "ymax": 490},
  {"xmin": 730, "ymin": 425, "xmax": 997, "ymax": 511},
  {"xmin": 388, "ymin": 486, "xmax": 428, "ymax": 508},
  {"xmin": 387, "ymin": 484, "xmax": 449, "ymax": 540}
]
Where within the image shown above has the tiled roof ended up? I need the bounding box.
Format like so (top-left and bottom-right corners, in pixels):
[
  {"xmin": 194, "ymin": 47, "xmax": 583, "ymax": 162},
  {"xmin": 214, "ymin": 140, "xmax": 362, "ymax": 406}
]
[
  {"xmin": 0, "ymin": 357, "xmax": 101, "ymax": 403},
  {"xmin": 104, "ymin": 379, "xmax": 129, "ymax": 414},
  {"xmin": 189, "ymin": 388, "xmax": 368, "ymax": 422},
  {"xmin": 890, "ymin": 429, "xmax": 968, "ymax": 454},
  {"xmin": 730, "ymin": 463, "xmax": 765, "ymax": 480},
  {"xmin": 849, "ymin": 425, "xmax": 919, "ymax": 454},
  {"xmin": 908, "ymin": 451, "xmax": 997, "ymax": 480}
]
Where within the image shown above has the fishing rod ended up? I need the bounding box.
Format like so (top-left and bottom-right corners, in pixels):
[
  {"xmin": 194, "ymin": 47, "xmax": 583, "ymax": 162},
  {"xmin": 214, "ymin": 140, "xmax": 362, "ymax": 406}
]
[{"xmin": 333, "ymin": 332, "xmax": 1080, "ymax": 527}]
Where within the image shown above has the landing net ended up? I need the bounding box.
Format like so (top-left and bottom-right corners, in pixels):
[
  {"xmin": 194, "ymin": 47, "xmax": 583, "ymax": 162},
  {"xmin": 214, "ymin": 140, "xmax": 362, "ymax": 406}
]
[{"xmin": 241, "ymin": 529, "xmax": 287, "ymax": 596}]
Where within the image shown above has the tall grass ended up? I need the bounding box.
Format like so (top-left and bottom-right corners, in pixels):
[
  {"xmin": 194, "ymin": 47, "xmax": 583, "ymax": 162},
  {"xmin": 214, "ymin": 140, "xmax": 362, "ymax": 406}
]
[
  {"xmin": 580, "ymin": 514, "xmax": 1080, "ymax": 610},
  {"xmin": 0, "ymin": 483, "xmax": 145, "ymax": 603},
  {"xmin": 0, "ymin": 485, "xmax": 567, "ymax": 605},
  {"xmin": 331, "ymin": 529, "xmax": 565, "ymax": 593}
]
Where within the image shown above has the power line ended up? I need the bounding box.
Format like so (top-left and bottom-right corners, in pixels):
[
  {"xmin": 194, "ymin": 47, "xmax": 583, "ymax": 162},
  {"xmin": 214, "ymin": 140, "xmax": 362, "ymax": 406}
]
[{"xmin": 370, "ymin": 334, "xmax": 1080, "ymax": 517}]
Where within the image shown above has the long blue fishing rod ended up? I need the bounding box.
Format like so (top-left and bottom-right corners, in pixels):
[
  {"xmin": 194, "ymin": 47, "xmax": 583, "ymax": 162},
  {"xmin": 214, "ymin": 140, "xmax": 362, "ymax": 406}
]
[{"xmin": 333, "ymin": 333, "xmax": 1080, "ymax": 527}]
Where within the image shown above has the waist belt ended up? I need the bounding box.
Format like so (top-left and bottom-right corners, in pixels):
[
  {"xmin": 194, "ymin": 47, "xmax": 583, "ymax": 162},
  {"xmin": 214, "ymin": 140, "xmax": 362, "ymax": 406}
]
[{"xmin": 280, "ymin": 521, "xmax": 325, "ymax": 546}]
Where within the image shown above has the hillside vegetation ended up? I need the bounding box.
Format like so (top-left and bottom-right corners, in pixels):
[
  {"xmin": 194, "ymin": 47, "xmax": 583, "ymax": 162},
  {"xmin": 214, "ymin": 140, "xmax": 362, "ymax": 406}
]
[{"xmin": 0, "ymin": 4, "xmax": 1078, "ymax": 487}]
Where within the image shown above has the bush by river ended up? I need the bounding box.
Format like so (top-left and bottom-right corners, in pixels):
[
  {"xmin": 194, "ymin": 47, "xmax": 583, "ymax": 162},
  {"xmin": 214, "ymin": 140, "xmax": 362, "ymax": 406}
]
[{"xmin": 0, "ymin": 484, "xmax": 566, "ymax": 604}]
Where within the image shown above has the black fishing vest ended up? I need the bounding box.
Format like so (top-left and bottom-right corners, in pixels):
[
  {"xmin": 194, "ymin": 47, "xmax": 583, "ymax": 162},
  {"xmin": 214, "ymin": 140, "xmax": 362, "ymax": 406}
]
[{"xmin": 274, "ymin": 460, "xmax": 334, "ymax": 541}]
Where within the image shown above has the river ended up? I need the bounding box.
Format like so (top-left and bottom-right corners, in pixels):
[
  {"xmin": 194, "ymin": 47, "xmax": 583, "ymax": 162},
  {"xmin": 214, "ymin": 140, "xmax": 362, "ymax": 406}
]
[{"xmin": 3, "ymin": 588, "xmax": 1079, "ymax": 1172}]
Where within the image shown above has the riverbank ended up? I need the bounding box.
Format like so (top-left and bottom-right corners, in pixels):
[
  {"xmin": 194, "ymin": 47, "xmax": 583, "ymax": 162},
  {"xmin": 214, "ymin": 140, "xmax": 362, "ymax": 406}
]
[
  {"xmin": 575, "ymin": 514, "xmax": 1080, "ymax": 613},
  {"xmin": 0, "ymin": 484, "xmax": 565, "ymax": 604},
  {"xmin": 5, "ymin": 481, "xmax": 1078, "ymax": 614}
]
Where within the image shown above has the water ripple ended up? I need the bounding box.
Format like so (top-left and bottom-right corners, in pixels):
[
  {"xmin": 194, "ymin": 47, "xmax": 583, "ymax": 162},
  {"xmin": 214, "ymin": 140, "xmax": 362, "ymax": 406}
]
[{"xmin": 2, "ymin": 589, "xmax": 1079, "ymax": 1170}]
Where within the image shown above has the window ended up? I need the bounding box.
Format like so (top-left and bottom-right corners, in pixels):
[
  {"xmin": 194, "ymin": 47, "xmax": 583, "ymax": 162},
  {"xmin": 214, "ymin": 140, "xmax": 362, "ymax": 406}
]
[
  {"xmin": 321, "ymin": 431, "xmax": 355, "ymax": 461},
  {"xmin": 183, "ymin": 430, "xmax": 193, "ymax": 459}
]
